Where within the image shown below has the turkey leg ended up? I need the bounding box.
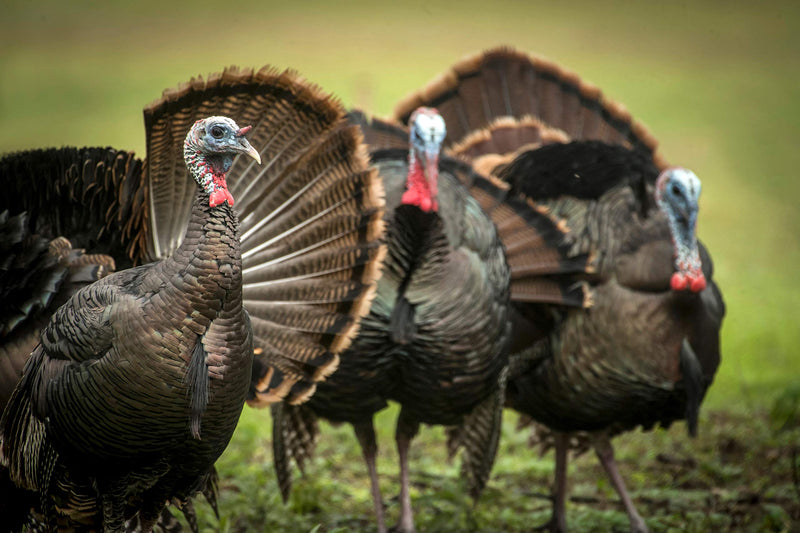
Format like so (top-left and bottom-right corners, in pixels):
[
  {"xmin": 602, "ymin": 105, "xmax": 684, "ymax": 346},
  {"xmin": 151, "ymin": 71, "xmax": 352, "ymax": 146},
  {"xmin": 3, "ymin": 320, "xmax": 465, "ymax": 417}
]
[
  {"xmin": 354, "ymin": 419, "xmax": 387, "ymax": 533},
  {"xmin": 396, "ymin": 410, "xmax": 421, "ymax": 533},
  {"xmin": 592, "ymin": 435, "xmax": 649, "ymax": 533}
]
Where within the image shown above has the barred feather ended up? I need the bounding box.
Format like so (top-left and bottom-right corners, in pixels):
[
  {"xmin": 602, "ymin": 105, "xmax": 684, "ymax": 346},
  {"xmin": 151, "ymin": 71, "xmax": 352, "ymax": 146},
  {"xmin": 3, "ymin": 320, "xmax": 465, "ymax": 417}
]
[
  {"xmin": 393, "ymin": 45, "xmax": 666, "ymax": 168},
  {"xmin": 446, "ymin": 366, "xmax": 508, "ymax": 499},
  {"xmin": 270, "ymin": 402, "xmax": 319, "ymax": 502}
]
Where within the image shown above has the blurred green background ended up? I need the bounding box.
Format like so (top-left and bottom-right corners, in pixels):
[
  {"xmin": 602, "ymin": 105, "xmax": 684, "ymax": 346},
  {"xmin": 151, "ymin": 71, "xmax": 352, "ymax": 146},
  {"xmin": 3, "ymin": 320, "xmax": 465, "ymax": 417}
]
[{"xmin": 2, "ymin": 1, "xmax": 798, "ymax": 530}]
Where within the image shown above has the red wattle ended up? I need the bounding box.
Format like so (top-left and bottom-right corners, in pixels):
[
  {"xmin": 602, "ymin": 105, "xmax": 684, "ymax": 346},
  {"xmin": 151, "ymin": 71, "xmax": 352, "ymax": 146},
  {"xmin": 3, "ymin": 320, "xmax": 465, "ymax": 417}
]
[
  {"xmin": 419, "ymin": 196, "xmax": 431, "ymax": 212},
  {"xmin": 401, "ymin": 188, "xmax": 434, "ymax": 212},
  {"xmin": 208, "ymin": 173, "xmax": 235, "ymax": 207},
  {"xmin": 670, "ymin": 272, "xmax": 688, "ymax": 291},
  {"xmin": 689, "ymin": 275, "xmax": 706, "ymax": 293},
  {"xmin": 209, "ymin": 188, "xmax": 234, "ymax": 207}
]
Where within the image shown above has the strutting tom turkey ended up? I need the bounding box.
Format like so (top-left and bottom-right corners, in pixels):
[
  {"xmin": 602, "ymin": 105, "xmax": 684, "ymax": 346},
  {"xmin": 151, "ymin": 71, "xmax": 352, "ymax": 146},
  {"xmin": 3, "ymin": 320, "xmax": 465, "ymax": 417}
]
[
  {"xmin": 1, "ymin": 116, "xmax": 260, "ymax": 533},
  {"xmin": 266, "ymin": 107, "xmax": 511, "ymax": 533},
  {"xmin": 391, "ymin": 46, "xmax": 724, "ymax": 533},
  {"xmin": 0, "ymin": 67, "xmax": 385, "ymax": 531}
]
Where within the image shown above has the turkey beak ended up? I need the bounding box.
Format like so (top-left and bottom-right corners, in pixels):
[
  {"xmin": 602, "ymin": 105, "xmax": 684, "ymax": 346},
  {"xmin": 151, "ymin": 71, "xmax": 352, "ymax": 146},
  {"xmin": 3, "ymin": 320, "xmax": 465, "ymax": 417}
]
[
  {"xmin": 236, "ymin": 127, "xmax": 261, "ymax": 164},
  {"xmin": 242, "ymin": 141, "xmax": 261, "ymax": 165}
]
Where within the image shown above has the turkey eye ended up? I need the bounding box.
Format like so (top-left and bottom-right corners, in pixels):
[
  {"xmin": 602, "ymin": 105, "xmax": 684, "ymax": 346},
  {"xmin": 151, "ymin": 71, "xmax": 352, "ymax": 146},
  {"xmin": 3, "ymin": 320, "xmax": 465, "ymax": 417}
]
[
  {"xmin": 671, "ymin": 184, "xmax": 681, "ymax": 197},
  {"xmin": 210, "ymin": 126, "xmax": 225, "ymax": 139}
]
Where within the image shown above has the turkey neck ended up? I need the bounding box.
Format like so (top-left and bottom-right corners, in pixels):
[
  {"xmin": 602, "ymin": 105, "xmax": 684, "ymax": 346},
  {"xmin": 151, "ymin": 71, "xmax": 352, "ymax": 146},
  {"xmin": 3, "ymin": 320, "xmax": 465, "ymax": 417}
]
[{"xmin": 162, "ymin": 189, "xmax": 242, "ymax": 305}]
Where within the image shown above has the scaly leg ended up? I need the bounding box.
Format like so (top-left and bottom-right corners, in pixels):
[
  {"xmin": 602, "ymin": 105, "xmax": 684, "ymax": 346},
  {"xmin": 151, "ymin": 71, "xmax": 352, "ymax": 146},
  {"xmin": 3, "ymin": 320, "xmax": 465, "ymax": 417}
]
[
  {"xmin": 592, "ymin": 435, "xmax": 649, "ymax": 533},
  {"xmin": 354, "ymin": 420, "xmax": 387, "ymax": 533},
  {"xmin": 534, "ymin": 432, "xmax": 569, "ymax": 533},
  {"xmin": 552, "ymin": 432, "xmax": 569, "ymax": 533},
  {"xmin": 395, "ymin": 410, "xmax": 420, "ymax": 533}
]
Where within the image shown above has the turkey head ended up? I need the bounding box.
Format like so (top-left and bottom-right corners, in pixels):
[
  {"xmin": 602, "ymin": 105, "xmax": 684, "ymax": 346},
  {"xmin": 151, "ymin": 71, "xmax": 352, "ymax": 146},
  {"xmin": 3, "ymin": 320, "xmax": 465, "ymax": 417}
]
[
  {"xmin": 401, "ymin": 107, "xmax": 446, "ymax": 212},
  {"xmin": 184, "ymin": 116, "xmax": 261, "ymax": 207},
  {"xmin": 655, "ymin": 167, "xmax": 706, "ymax": 293}
]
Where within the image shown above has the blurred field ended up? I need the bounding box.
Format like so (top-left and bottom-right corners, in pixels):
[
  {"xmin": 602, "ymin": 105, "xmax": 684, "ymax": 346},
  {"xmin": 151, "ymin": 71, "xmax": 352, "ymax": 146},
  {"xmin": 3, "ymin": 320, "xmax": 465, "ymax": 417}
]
[{"xmin": 1, "ymin": 0, "xmax": 798, "ymax": 531}]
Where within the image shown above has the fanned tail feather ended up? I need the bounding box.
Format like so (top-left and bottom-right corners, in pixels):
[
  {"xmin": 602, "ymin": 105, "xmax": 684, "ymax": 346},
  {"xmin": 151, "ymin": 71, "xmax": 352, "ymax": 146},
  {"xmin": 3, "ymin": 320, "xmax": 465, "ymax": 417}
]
[
  {"xmin": 393, "ymin": 45, "xmax": 665, "ymax": 167},
  {"xmin": 449, "ymin": 116, "xmax": 570, "ymax": 179},
  {"xmin": 450, "ymin": 115, "xmax": 569, "ymax": 161},
  {"xmin": 143, "ymin": 66, "xmax": 386, "ymax": 406},
  {"xmin": 346, "ymin": 110, "xmax": 409, "ymax": 152},
  {"xmin": 0, "ymin": 147, "xmax": 147, "ymax": 266}
]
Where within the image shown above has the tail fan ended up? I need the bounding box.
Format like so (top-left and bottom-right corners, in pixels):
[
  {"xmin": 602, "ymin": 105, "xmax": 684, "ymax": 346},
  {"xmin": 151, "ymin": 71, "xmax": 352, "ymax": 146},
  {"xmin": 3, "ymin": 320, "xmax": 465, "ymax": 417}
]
[
  {"xmin": 449, "ymin": 116, "xmax": 570, "ymax": 178},
  {"xmin": 497, "ymin": 140, "xmax": 661, "ymax": 205},
  {"xmin": 392, "ymin": 46, "xmax": 665, "ymax": 168},
  {"xmin": 346, "ymin": 110, "xmax": 409, "ymax": 152},
  {"xmin": 0, "ymin": 147, "xmax": 147, "ymax": 267},
  {"xmin": 450, "ymin": 115, "xmax": 569, "ymax": 161},
  {"xmin": 143, "ymin": 66, "xmax": 386, "ymax": 406}
]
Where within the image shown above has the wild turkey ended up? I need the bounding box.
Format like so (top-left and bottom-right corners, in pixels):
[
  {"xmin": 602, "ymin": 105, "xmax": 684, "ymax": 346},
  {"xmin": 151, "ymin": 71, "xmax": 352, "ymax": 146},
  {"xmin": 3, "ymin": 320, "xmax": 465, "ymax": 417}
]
[
  {"xmin": 0, "ymin": 114, "xmax": 262, "ymax": 532},
  {"xmin": 266, "ymin": 107, "xmax": 511, "ymax": 533},
  {"xmin": 392, "ymin": 46, "xmax": 725, "ymax": 533},
  {"xmin": 0, "ymin": 67, "xmax": 385, "ymax": 531}
]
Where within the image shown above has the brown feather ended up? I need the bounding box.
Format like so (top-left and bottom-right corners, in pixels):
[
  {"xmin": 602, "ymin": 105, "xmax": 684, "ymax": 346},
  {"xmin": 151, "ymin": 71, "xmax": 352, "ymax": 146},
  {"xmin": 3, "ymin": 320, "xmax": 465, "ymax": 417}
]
[
  {"xmin": 393, "ymin": 45, "xmax": 666, "ymax": 167},
  {"xmin": 449, "ymin": 116, "xmax": 569, "ymax": 162}
]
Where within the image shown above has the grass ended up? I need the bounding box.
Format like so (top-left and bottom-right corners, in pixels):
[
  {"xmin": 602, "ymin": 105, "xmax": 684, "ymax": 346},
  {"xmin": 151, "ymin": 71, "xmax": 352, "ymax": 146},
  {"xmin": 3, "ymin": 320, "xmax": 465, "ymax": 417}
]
[
  {"xmin": 1, "ymin": 0, "xmax": 798, "ymax": 530},
  {"xmin": 188, "ymin": 406, "xmax": 800, "ymax": 532}
]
